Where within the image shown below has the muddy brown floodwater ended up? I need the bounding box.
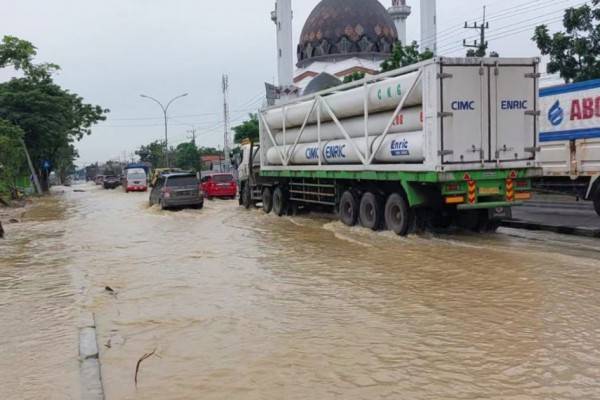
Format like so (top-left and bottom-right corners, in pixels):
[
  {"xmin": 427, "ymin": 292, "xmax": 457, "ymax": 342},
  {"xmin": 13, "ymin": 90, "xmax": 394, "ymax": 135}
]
[{"xmin": 2, "ymin": 183, "xmax": 600, "ymax": 400}]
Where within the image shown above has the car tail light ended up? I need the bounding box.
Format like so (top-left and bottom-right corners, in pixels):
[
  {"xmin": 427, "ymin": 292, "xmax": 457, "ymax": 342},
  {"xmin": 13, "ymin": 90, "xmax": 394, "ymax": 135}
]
[{"xmin": 162, "ymin": 187, "xmax": 172, "ymax": 198}]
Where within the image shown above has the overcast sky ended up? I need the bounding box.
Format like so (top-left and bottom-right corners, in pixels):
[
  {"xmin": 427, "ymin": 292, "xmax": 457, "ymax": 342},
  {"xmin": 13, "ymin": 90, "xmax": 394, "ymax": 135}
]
[{"xmin": 1, "ymin": 0, "xmax": 581, "ymax": 166}]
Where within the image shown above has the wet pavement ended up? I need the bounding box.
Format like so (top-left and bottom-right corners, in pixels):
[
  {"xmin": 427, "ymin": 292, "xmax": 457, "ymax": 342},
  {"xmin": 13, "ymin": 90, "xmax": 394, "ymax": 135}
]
[{"xmin": 2, "ymin": 183, "xmax": 600, "ymax": 399}]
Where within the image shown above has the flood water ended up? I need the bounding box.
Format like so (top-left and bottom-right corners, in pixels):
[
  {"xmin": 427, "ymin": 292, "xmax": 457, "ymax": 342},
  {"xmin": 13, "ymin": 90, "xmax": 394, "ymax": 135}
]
[{"xmin": 2, "ymin": 183, "xmax": 600, "ymax": 399}]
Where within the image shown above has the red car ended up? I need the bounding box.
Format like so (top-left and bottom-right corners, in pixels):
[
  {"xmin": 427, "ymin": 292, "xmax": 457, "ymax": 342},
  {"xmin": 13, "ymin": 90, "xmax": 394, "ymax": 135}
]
[{"xmin": 201, "ymin": 173, "xmax": 237, "ymax": 200}]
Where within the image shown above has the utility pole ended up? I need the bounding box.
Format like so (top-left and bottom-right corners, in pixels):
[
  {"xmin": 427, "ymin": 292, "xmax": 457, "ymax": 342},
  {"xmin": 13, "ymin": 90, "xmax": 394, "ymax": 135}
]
[
  {"xmin": 463, "ymin": 6, "xmax": 489, "ymax": 57},
  {"xmin": 140, "ymin": 93, "xmax": 189, "ymax": 168},
  {"xmin": 19, "ymin": 138, "xmax": 42, "ymax": 194},
  {"xmin": 187, "ymin": 127, "xmax": 197, "ymax": 146},
  {"xmin": 222, "ymin": 74, "xmax": 231, "ymax": 167}
]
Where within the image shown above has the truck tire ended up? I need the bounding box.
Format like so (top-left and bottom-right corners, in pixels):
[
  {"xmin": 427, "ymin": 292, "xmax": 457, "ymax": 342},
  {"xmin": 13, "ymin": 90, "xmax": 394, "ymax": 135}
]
[
  {"xmin": 339, "ymin": 190, "xmax": 359, "ymax": 227},
  {"xmin": 262, "ymin": 187, "xmax": 273, "ymax": 214},
  {"xmin": 594, "ymin": 189, "xmax": 600, "ymax": 217},
  {"xmin": 242, "ymin": 184, "xmax": 251, "ymax": 209},
  {"xmin": 272, "ymin": 187, "xmax": 287, "ymax": 216},
  {"xmin": 385, "ymin": 193, "xmax": 411, "ymax": 236},
  {"xmin": 359, "ymin": 192, "xmax": 384, "ymax": 231}
]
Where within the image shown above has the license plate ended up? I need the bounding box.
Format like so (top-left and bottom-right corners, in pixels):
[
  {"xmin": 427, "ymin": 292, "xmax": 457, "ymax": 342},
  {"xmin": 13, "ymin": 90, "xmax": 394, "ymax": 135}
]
[{"xmin": 479, "ymin": 187, "xmax": 500, "ymax": 195}]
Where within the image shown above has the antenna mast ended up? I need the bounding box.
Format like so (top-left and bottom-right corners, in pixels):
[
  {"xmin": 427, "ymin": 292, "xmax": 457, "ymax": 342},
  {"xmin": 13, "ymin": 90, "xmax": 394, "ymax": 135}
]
[{"xmin": 222, "ymin": 74, "xmax": 231, "ymax": 166}]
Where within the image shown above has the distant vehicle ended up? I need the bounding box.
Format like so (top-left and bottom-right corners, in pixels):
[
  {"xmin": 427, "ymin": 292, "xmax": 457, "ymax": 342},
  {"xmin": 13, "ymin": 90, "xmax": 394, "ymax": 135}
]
[
  {"xmin": 150, "ymin": 168, "xmax": 184, "ymax": 187},
  {"xmin": 95, "ymin": 175, "xmax": 106, "ymax": 185},
  {"xmin": 201, "ymin": 173, "xmax": 237, "ymax": 200},
  {"xmin": 537, "ymin": 79, "xmax": 600, "ymax": 216},
  {"xmin": 149, "ymin": 173, "xmax": 204, "ymax": 210},
  {"xmin": 103, "ymin": 176, "xmax": 121, "ymax": 190},
  {"xmin": 124, "ymin": 168, "xmax": 148, "ymax": 193}
]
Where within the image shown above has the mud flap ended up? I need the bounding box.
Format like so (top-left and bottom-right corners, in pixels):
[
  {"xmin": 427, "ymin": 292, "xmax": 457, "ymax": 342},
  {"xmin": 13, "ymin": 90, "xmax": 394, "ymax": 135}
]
[{"xmin": 489, "ymin": 206, "xmax": 512, "ymax": 221}]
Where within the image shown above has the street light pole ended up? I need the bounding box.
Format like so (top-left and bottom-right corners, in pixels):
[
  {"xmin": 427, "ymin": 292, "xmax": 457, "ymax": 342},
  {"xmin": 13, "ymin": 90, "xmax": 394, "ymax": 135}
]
[{"xmin": 140, "ymin": 93, "xmax": 189, "ymax": 168}]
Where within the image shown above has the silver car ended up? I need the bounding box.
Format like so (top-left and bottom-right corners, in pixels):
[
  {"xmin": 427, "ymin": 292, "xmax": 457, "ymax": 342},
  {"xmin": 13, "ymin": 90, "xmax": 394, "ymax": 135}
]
[{"xmin": 149, "ymin": 173, "xmax": 204, "ymax": 210}]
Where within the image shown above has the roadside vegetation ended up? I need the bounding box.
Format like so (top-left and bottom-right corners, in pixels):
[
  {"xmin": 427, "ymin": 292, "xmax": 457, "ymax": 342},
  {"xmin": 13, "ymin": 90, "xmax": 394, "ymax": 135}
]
[
  {"xmin": 533, "ymin": 0, "xmax": 600, "ymax": 83},
  {"xmin": 0, "ymin": 35, "xmax": 108, "ymax": 202},
  {"xmin": 135, "ymin": 140, "xmax": 222, "ymax": 172}
]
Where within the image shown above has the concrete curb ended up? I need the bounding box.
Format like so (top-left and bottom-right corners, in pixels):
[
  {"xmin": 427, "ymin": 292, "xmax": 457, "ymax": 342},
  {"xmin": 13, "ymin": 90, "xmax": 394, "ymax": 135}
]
[
  {"xmin": 79, "ymin": 312, "xmax": 105, "ymax": 400},
  {"xmin": 501, "ymin": 219, "xmax": 600, "ymax": 238}
]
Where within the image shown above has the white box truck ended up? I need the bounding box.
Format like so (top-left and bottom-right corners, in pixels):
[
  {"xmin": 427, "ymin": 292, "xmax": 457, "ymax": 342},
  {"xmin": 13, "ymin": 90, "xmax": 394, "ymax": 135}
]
[
  {"xmin": 537, "ymin": 79, "xmax": 600, "ymax": 216},
  {"xmin": 238, "ymin": 57, "xmax": 541, "ymax": 235}
]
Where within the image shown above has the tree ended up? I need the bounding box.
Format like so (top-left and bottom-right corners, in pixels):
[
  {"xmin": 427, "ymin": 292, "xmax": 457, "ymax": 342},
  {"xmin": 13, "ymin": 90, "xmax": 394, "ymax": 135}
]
[
  {"xmin": 343, "ymin": 71, "xmax": 366, "ymax": 83},
  {"xmin": 0, "ymin": 119, "xmax": 26, "ymax": 199},
  {"xmin": 533, "ymin": 1, "xmax": 600, "ymax": 83},
  {"xmin": 233, "ymin": 113, "xmax": 259, "ymax": 144},
  {"xmin": 174, "ymin": 142, "xmax": 200, "ymax": 171},
  {"xmin": 0, "ymin": 36, "xmax": 108, "ymax": 192},
  {"xmin": 381, "ymin": 41, "xmax": 434, "ymax": 72},
  {"xmin": 136, "ymin": 140, "xmax": 166, "ymax": 168}
]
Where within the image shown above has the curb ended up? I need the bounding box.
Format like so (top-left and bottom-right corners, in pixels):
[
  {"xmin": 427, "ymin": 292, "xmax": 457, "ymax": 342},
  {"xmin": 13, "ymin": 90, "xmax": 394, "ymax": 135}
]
[
  {"xmin": 79, "ymin": 312, "xmax": 105, "ymax": 400},
  {"xmin": 501, "ymin": 219, "xmax": 600, "ymax": 238}
]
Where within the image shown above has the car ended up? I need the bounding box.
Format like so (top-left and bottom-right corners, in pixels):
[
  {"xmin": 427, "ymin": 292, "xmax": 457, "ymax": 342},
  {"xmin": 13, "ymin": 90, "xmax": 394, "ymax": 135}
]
[
  {"xmin": 201, "ymin": 173, "xmax": 237, "ymax": 200},
  {"xmin": 95, "ymin": 175, "xmax": 106, "ymax": 185},
  {"xmin": 150, "ymin": 168, "xmax": 184, "ymax": 187},
  {"xmin": 124, "ymin": 168, "xmax": 148, "ymax": 192},
  {"xmin": 103, "ymin": 176, "xmax": 121, "ymax": 190},
  {"xmin": 149, "ymin": 173, "xmax": 204, "ymax": 210}
]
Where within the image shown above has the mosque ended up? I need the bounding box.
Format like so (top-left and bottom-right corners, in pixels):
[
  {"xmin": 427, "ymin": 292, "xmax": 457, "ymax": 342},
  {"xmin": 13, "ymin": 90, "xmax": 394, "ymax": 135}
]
[{"xmin": 271, "ymin": 0, "xmax": 437, "ymax": 95}]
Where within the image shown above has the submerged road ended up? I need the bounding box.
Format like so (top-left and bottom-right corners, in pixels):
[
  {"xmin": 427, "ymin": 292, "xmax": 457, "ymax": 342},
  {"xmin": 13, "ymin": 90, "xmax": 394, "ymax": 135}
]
[{"xmin": 2, "ymin": 183, "xmax": 600, "ymax": 399}]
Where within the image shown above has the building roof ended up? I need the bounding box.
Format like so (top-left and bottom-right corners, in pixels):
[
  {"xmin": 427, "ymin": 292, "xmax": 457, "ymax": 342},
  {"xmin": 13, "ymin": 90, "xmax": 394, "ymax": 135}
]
[{"xmin": 297, "ymin": 0, "xmax": 398, "ymax": 68}]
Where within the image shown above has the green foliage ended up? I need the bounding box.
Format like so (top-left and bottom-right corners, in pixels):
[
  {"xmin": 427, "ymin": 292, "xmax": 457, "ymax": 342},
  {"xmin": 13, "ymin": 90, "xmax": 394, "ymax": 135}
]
[
  {"xmin": 0, "ymin": 36, "xmax": 108, "ymax": 192},
  {"xmin": 233, "ymin": 113, "xmax": 259, "ymax": 144},
  {"xmin": 0, "ymin": 119, "xmax": 26, "ymax": 198},
  {"xmin": 174, "ymin": 142, "xmax": 200, "ymax": 171},
  {"xmin": 381, "ymin": 41, "xmax": 434, "ymax": 72},
  {"xmin": 343, "ymin": 71, "xmax": 366, "ymax": 83},
  {"xmin": 533, "ymin": 1, "xmax": 600, "ymax": 83},
  {"xmin": 136, "ymin": 140, "xmax": 166, "ymax": 167}
]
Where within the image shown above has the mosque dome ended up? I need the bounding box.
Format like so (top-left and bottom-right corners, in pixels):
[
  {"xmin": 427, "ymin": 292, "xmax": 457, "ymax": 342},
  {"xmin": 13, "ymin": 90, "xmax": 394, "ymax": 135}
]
[{"xmin": 297, "ymin": 0, "xmax": 398, "ymax": 68}]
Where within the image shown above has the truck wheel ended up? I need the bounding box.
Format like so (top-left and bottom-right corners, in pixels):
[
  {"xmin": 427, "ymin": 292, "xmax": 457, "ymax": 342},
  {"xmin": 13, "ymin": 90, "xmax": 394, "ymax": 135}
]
[
  {"xmin": 359, "ymin": 192, "xmax": 383, "ymax": 230},
  {"xmin": 339, "ymin": 190, "xmax": 359, "ymax": 226},
  {"xmin": 272, "ymin": 187, "xmax": 287, "ymax": 216},
  {"xmin": 262, "ymin": 187, "xmax": 273, "ymax": 214},
  {"xmin": 385, "ymin": 193, "xmax": 411, "ymax": 236},
  {"xmin": 242, "ymin": 184, "xmax": 251, "ymax": 209}
]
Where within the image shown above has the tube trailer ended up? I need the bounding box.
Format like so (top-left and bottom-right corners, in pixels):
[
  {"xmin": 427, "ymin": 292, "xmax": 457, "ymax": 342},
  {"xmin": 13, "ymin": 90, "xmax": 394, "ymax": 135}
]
[{"xmin": 238, "ymin": 57, "xmax": 541, "ymax": 235}]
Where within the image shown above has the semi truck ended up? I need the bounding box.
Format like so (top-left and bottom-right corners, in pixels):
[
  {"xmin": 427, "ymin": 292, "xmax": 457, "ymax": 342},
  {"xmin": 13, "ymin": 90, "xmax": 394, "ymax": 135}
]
[
  {"xmin": 536, "ymin": 79, "xmax": 600, "ymax": 216},
  {"xmin": 238, "ymin": 57, "xmax": 541, "ymax": 235}
]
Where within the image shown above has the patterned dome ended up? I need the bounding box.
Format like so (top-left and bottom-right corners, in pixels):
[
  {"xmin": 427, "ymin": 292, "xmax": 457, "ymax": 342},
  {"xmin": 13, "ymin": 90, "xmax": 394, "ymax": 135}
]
[{"xmin": 297, "ymin": 0, "xmax": 398, "ymax": 67}]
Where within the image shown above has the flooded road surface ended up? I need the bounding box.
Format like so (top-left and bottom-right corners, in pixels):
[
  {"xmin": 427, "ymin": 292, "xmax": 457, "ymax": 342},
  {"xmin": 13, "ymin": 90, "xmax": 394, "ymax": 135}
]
[{"xmin": 2, "ymin": 184, "xmax": 600, "ymax": 399}]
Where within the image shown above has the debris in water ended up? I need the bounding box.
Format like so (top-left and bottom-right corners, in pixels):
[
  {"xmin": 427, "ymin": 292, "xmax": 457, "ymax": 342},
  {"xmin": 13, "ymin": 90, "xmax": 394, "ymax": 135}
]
[
  {"xmin": 8, "ymin": 219, "xmax": 19, "ymax": 224},
  {"xmin": 105, "ymin": 286, "xmax": 118, "ymax": 298},
  {"xmin": 134, "ymin": 349, "xmax": 157, "ymax": 387},
  {"xmin": 105, "ymin": 339, "xmax": 112, "ymax": 349},
  {"xmin": 0, "ymin": 222, "xmax": 4, "ymax": 239},
  {"xmin": 74, "ymin": 189, "xmax": 86, "ymax": 193}
]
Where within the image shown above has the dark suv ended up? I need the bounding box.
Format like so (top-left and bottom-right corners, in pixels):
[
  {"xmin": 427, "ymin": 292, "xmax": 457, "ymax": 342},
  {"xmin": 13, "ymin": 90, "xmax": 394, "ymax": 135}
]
[{"xmin": 149, "ymin": 173, "xmax": 204, "ymax": 210}]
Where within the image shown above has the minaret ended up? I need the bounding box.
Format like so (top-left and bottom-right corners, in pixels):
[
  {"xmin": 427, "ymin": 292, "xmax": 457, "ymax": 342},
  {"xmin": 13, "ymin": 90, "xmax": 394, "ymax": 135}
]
[
  {"xmin": 388, "ymin": 0, "xmax": 411, "ymax": 46},
  {"xmin": 271, "ymin": 0, "xmax": 294, "ymax": 88},
  {"xmin": 420, "ymin": 0, "xmax": 437, "ymax": 54}
]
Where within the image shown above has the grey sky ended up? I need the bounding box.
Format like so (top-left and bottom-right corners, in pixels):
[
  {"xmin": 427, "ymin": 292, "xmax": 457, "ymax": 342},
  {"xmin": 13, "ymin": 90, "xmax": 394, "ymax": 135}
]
[{"xmin": 2, "ymin": 0, "xmax": 579, "ymax": 166}]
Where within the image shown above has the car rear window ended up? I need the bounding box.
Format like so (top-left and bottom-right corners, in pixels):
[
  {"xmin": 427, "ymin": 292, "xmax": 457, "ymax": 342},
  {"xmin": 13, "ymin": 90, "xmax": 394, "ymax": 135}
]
[
  {"xmin": 166, "ymin": 176, "xmax": 198, "ymax": 187},
  {"xmin": 212, "ymin": 174, "xmax": 234, "ymax": 183},
  {"xmin": 128, "ymin": 172, "xmax": 146, "ymax": 180}
]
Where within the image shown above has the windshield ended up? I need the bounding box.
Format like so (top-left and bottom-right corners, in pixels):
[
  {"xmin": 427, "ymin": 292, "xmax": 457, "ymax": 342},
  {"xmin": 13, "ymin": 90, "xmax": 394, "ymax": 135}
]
[
  {"xmin": 166, "ymin": 176, "xmax": 198, "ymax": 187},
  {"xmin": 212, "ymin": 174, "xmax": 234, "ymax": 183},
  {"xmin": 128, "ymin": 173, "xmax": 146, "ymax": 180}
]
